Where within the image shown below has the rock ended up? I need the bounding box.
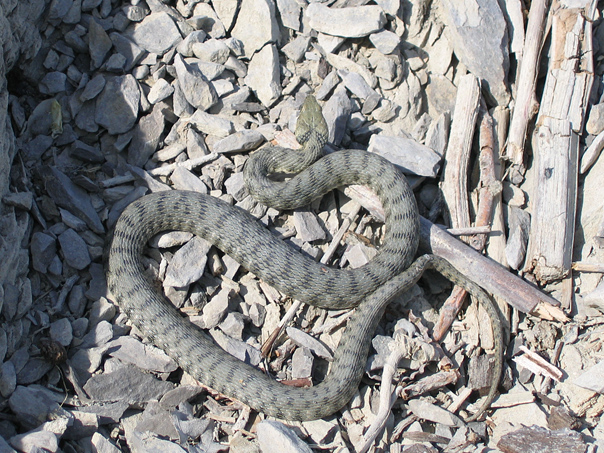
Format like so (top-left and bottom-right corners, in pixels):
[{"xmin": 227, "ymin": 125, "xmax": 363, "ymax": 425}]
[
  {"xmin": 49, "ymin": 318, "xmax": 73, "ymax": 347},
  {"xmin": 107, "ymin": 336, "xmax": 178, "ymax": 373},
  {"xmin": 231, "ymin": 0, "xmax": 279, "ymax": 57},
  {"xmin": 91, "ymin": 432, "xmax": 121, "ymax": 453},
  {"xmin": 369, "ymin": 29, "xmax": 400, "ymax": 54},
  {"xmin": 368, "ymin": 135, "xmax": 442, "ymax": 177},
  {"xmin": 245, "ymin": 44, "xmax": 281, "ymax": 107},
  {"xmin": 439, "ymin": 0, "xmax": 510, "ymax": 105},
  {"xmin": 256, "ymin": 420, "xmax": 312, "ymax": 453},
  {"xmin": 88, "ymin": 18, "xmax": 112, "ymax": 69},
  {"xmin": 286, "ymin": 327, "xmax": 332, "ymax": 360},
  {"xmin": 164, "ymin": 236, "xmax": 212, "ymax": 287},
  {"xmin": 83, "ymin": 365, "xmax": 174, "ymax": 404},
  {"xmin": 293, "ymin": 210, "xmax": 326, "ymax": 242},
  {"xmin": 9, "ymin": 430, "xmax": 59, "ymax": 453},
  {"xmin": 306, "ymin": 3, "xmax": 386, "ymax": 38},
  {"xmin": 212, "ymin": 130, "xmax": 265, "ymax": 154},
  {"xmin": 58, "ymin": 228, "xmax": 91, "ymax": 270},
  {"xmin": 127, "ymin": 102, "xmax": 166, "ymax": 166},
  {"xmin": 38, "ymin": 166, "xmax": 104, "ymax": 233},
  {"xmin": 586, "ymin": 102, "xmax": 604, "ymax": 135},
  {"xmin": 129, "ymin": 12, "xmax": 182, "ymax": 55},
  {"xmin": 30, "ymin": 232, "xmax": 57, "ymax": 274},
  {"xmin": 173, "ymin": 54, "xmax": 218, "ymax": 111},
  {"xmin": 95, "ymin": 74, "xmax": 140, "ymax": 134}
]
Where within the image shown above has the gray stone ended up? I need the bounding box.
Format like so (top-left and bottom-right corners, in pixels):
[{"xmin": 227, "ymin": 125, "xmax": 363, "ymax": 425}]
[
  {"xmin": 224, "ymin": 171, "xmax": 247, "ymax": 201},
  {"xmin": 16, "ymin": 359, "xmax": 53, "ymax": 385},
  {"xmin": 323, "ymin": 87, "xmax": 352, "ymax": 146},
  {"xmin": 159, "ymin": 385, "xmax": 204, "ymax": 410},
  {"xmin": 109, "ymin": 32, "xmax": 146, "ymax": 71},
  {"xmin": 30, "ymin": 232, "xmax": 57, "ymax": 274},
  {"xmin": 38, "ymin": 166, "xmax": 104, "ymax": 233},
  {"xmin": 189, "ymin": 110, "xmax": 234, "ymax": 137},
  {"xmin": 202, "ymin": 288, "xmax": 232, "ymax": 329},
  {"xmin": 212, "ymin": 130, "xmax": 265, "ymax": 154},
  {"xmin": 293, "ymin": 210, "xmax": 326, "ymax": 242},
  {"xmin": 208, "ymin": 328, "xmax": 262, "ymax": 366},
  {"xmin": 91, "ymin": 432, "xmax": 121, "ymax": 453},
  {"xmin": 368, "ymin": 135, "xmax": 442, "ymax": 177},
  {"xmin": 164, "ymin": 236, "xmax": 212, "ymax": 287},
  {"xmin": 286, "ymin": 327, "xmax": 333, "ymax": 360},
  {"xmin": 49, "ymin": 318, "xmax": 73, "ymax": 347},
  {"xmin": 9, "ymin": 430, "xmax": 58, "ymax": 453},
  {"xmin": 80, "ymin": 74, "xmax": 106, "ymax": 102},
  {"xmin": 147, "ymin": 78, "xmax": 174, "ymax": 104},
  {"xmin": 89, "ymin": 18, "xmax": 112, "ymax": 69},
  {"xmin": 39, "ymin": 72, "xmax": 67, "ymax": 95},
  {"xmin": 127, "ymin": 102, "xmax": 166, "ymax": 166},
  {"xmin": 291, "ymin": 347, "xmax": 313, "ymax": 380},
  {"xmin": 276, "ymin": 0, "xmax": 301, "ymax": 31},
  {"xmin": 231, "ymin": 0, "xmax": 279, "ymax": 57},
  {"xmin": 48, "ymin": 0, "xmax": 73, "ymax": 21},
  {"xmin": 245, "ymin": 44, "xmax": 281, "ymax": 107},
  {"xmin": 80, "ymin": 320, "xmax": 114, "ymax": 349},
  {"xmin": 129, "ymin": 12, "xmax": 182, "ymax": 55},
  {"xmin": 170, "ymin": 167, "xmax": 208, "ymax": 194},
  {"xmin": 440, "ymin": 0, "xmax": 510, "ymax": 105},
  {"xmin": 107, "ymin": 336, "xmax": 177, "ymax": 373},
  {"xmin": 306, "ymin": 3, "xmax": 386, "ymax": 38},
  {"xmin": 83, "ymin": 365, "xmax": 174, "ymax": 404},
  {"xmin": 8, "ymin": 386, "xmax": 63, "ymax": 428},
  {"xmin": 22, "ymin": 135, "xmax": 53, "ymax": 161},
  {"xmin": 219, "ymin": 312, "xmax": 246, "ymax": 339},
  {"xmin": 213, "ymin": 0, "xmax": 239, "ymax": 31},
  {"xmin": 369, "ymin": 29, "xmax": 400, "ymax": 54},
  {"xmin": 256, "ymin": 420, "xmax": 312, "ymax": 453},
  {"xmin": 173, "ymin": 54, "xmax": 218, "ymax": 111},
  {"xmin": 176, "ymin": 30, "xmax": 207, "ymax": 57},
  {"xmin": 58, "ymin": 228, "xmax": 91, "ymax": 270},
  {"xmin": 0, "ymin": 362, "xmax": 17, "ymax": 398},
  {"xmin": 188, "ymin": 3, "xmax": 226, "ymax": 39},
  {"xmin": 282, "ymin": 35, "xmax": 310, "ymax": 63},
  {"xmin": 95, "ymin": 75, "xmax": 140, "ymax": 134},
  {"xmin": 70, "ymin": 140, "xmax": 104, "ymax": 163},
  {"xmin": 192, "ymin": 38, "xmax": 230, "ymax": 64},
  {"xmin": 586, "ymin": 102, "xmax": 604, "ymax": 135}
]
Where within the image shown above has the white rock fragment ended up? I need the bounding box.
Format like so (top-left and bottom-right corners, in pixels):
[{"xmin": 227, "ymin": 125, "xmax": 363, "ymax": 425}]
[
  {"xmin": 306, "ymin": 3, "xmax": 386, "ymax": 38},
  {"xmin": 231, "ymin": 0, "xmax": 279, "ymax": 57},
  {"xmin": 188, "ymin": 110, "xmax": 234, "ymax": 137},
  {"xmin": 129, "ymin": 12, "xmax": 182, "ymax": 55},
  {"xmin": 173, "ymin": 55, "xmax": 218, "ymax": 111},
  {"xmin": 245, "ymin": 44, "xmax": 281, "ymax": 107},
  {"xmin": 369, "ymin": 29, "xmax": 400, "ymax": 54},
  {"xmin": 439, "ymin": 0, "xmax": 510, "ymax": 105},
  {"xmin": 368, "ymin": 135, "xmax": 442, "ymax": 177}
]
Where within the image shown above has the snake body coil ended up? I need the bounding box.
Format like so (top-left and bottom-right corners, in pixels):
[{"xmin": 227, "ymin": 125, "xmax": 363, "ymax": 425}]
[{"xmin": 107, "ymin": 96, "xmax": 502, "ymax": 421}]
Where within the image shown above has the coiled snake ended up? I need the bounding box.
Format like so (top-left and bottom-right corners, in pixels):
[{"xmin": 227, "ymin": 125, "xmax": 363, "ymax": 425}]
[{"xmin": 107, "ymin": 95, "xmax": 503, "ymax": 421}]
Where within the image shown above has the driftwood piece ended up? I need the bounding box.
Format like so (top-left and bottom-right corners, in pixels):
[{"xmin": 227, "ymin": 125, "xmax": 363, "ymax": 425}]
[
  {"xmin": 419, "ymin": 217, "xmax": 567, "ymax": 322},
  {"xmin": 440, "ymin": 74, "xmax": 481, "ymax": 232},
  {"xmin": 524, "ymin": 1, "xmax": 596, "ymax": 283},
  {"xmin": 506, "ymin": 0, "xmax": 551, "ymax": 167},
  {"xmin": 433, "ymin": 106, "xmax": 502, "ymax": 341}
]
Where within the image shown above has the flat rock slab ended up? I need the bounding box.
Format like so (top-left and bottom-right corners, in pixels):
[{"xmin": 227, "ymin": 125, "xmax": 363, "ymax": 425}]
[{"xmin": 83, "ymin": 365, "xmax": 174, "ymax": 404}]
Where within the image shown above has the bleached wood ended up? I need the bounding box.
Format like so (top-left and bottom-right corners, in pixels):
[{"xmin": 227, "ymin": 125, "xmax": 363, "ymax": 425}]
[
  {"xmin": 440, "ymin": 74, "xmax": 481, "ymax": 232},
  {"xmin": 524, "ymin": 1, "xmax": 596, "ymax": 283},
  {"xmin": 506, "ymin": 0, "xmax": 550, "ymax": 168}
]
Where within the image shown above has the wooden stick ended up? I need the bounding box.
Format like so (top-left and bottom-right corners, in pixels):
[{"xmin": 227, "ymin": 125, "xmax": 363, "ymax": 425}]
[
  {"xmin": 419, "ymin": 216, "xmax": 567, "ymax": 322},
  {"xmin": 524, "ymin": 2, "xmax": 596, "ymax": 284},
  {"xmin": 506, "ymin": 0, "xmax": 551, "ymax": 168},
  {"xmin": 440, "ymin": 74, "xmax": 481, "ymax": 232}
]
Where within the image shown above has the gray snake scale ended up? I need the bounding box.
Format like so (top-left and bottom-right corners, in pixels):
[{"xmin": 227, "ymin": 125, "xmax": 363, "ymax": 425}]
[{"xmin": 107, "ymin": 96, "xmax": 503, "ymax": 421}]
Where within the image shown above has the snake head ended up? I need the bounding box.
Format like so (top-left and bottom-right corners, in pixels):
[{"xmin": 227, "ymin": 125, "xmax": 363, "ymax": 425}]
[{"xmin": 295, "ymin": 95, "xmax": 328, "ymax": 145}]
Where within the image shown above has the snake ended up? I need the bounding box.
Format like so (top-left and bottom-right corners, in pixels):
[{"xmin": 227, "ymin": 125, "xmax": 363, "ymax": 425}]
[{"xmin": 106, "ymin": 95, "xmax": 504, "ymax": 421}]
